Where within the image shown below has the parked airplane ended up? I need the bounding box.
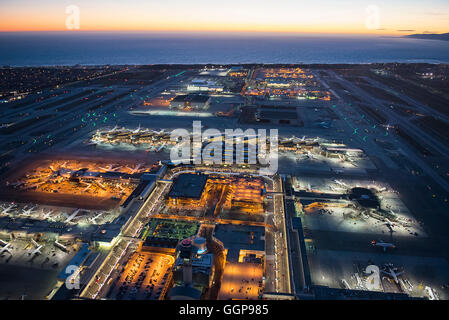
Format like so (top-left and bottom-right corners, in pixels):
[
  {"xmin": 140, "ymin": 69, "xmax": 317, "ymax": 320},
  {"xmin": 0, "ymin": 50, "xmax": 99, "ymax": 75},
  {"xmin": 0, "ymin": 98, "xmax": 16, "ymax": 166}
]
[
  {"xmin": 28, "ymin": 239, "xmax": 43, "ymax": 256},
  {"xmin": 126, "ymin": 163, "xmax": 142, "ymax": 174},
  {"xmin": 156, "ymin": 144, "xmax": 165, "ymax": 152},
  {"xmin": 40, "ymin": 209, "xmax": 55, "ymax": 220},
  {"xmin": 381, "ymin": 264, "xmax": 403, "ymax": 284},
  {"xmin": 152, "ymin": 129, "xmax": 165, "ymax": 135},
  {"xmin": 0, "ymin": 204, "xmax": 15, "ymax": 215},
  {"xmin": 99, "ymin": 164, "xmax": 121, "ymax": 172},
  {"xmin": 0, "ymin": 240, "xmax": 12, "ymax": 255},
  {"xmin": 341, "ymin": 279, "xmax": 351, "ymax": 289},
  {"xmin": 384, "ymin": 218, "xmax": 396, "ymax": 232},
  {"xmin": 333, "ymin": 179, "xmax": 348, "ymax": 187},
  {"xmin": 21, "ymin": 206, "xmax": 37, "ymax": 216},
  {"xmin": 63, "ymin": 209, "xmax": 82, "ymax": 223},
  {"xmin": 82, "ymin": 183, "xmax": 93, "ymax": 192},
  {"xmin": 89, "ymin": 212, "xmax": 103, "ymax": 224},
  {"xmin": 132, "ymin": 125, "xmax": 142, "ymax": 134},
  {"xmin": 371, "ymin": 240, "xmax": 396, "ymax": 252},
  {"xmin": 54, "ymin": 241, "xmax": 68, "ymax": 253}
]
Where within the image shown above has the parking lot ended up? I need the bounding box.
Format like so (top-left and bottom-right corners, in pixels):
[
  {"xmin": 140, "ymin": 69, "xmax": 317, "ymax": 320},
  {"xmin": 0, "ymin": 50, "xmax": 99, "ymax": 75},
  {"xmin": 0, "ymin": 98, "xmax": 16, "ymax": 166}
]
[
  {"xmin": 218, "ymin": 262, "xmax": 263, "ymax": 300},
  {"xmin": 108, "ymin": 252, "xmax": 174, "ymax": 300}
]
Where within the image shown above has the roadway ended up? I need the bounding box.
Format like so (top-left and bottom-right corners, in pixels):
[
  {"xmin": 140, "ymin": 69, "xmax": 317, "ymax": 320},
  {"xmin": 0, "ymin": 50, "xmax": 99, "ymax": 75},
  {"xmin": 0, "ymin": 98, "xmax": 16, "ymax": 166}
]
[
  {"xmin": 80, "ymin": 180, "xmax": 168, "ymax": 299},
  {"xmin": 317, "ymin": 70, "xmax": 449, "ymax": 195}
]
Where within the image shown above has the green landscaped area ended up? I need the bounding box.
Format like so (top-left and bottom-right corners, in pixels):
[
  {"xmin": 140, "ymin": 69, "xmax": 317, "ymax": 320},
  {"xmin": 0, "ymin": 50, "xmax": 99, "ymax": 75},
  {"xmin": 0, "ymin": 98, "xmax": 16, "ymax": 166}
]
[{"xmin": 140, "ymin": 218, "xmax": 199, "ymax": 241}]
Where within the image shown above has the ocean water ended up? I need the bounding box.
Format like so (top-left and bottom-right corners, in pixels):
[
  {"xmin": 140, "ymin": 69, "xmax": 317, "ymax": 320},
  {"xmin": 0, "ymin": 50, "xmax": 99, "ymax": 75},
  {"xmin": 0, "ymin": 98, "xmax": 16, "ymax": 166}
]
[{"xmin": 1, "ymin": 32, "xmax": 449, "ymax": 66}]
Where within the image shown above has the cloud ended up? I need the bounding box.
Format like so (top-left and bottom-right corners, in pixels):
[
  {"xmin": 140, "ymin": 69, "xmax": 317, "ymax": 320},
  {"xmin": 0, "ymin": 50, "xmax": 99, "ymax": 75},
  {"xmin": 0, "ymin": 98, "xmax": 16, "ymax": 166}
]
[{"xmin": 424, "ymin": 12, "xmax": 449, "ymax": 16}]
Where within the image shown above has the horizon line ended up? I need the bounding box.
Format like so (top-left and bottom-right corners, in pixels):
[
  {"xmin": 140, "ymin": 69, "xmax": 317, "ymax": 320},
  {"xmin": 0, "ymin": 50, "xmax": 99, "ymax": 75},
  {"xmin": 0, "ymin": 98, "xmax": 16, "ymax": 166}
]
[{"xmin": 0, "ymin": 29, "xmax": 410, "ymax": 37}]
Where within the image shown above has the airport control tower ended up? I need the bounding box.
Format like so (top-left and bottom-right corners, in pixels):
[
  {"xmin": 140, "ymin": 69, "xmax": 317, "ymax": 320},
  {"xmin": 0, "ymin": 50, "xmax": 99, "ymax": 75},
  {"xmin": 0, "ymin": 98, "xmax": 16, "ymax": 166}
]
[
  {"xmin": 179, "ymin": 238, "xmax": 196, "ymax": 285},
  {"xmin": 167, "ymin": 236, "xmax": 214, "ymax": 300}
]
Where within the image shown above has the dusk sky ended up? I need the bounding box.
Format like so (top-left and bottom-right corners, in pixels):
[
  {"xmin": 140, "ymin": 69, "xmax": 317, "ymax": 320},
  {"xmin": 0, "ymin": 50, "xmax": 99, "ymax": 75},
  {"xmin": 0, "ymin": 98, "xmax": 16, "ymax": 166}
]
[{"xmin": 1, "ymin": 0, "xmax": 448, "ymax": 35}]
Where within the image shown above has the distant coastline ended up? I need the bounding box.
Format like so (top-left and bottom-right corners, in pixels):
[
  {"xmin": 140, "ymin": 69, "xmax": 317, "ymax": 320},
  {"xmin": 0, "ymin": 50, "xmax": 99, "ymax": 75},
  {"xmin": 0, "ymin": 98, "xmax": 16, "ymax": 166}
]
[
  {"xmin": 1, "ymin": 33, "xmax": 449, "ymax": 66},
  {"xmin": 405, "ymin": 33, "xmax": 449, "ymax": 41}
]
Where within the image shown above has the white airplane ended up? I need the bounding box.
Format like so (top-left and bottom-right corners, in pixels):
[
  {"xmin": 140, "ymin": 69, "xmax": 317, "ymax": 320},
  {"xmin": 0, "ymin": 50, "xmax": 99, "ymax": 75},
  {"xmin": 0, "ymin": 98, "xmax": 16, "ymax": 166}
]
[
  {"xmin": 389, "ymin": 209, "xmax": 398, "ymax": 217},
  {"xmin": 63, "ymin": 209, "xmax": 82, "ymax": 223},
  {"xmin": 108, "ymin": 125, "xmax": 119, "ymax": 133},
  {"xmin": 29, "ymin": 239, "xmax": 43, "ymax": 256},
  {"xmin": 1, "ymin": 204, "xmax": 15, "ymax": 215},
  {"xmin": 99, "ymin": 164, "xmax": 121, "ymax": 172},
  {"xmin": 333, "ymin": 179, "xmax": 348, "ymax": 187},
  {"xmin": 21, "ymin": 206, "xmax": 37, "ymax": 216},
  {"xmin": 381, "ymin": 264, "xmax": 403, "ymax": 284},
  {"xmin": 41, "ymin": 209, "xmax": 55, "ymax": 220},
  {"xmin": 384, "ymin": 218, "xmax": 396, "ymax": 231},
  {"xmin": 94, "ymin": 181, "xmax": 107, "ymax": 190},
  {"xmin": 89, "ymin": 212, "xmax": 103, "ymax": 224},
  {"xmin": 371, "ymin": 240, "xmax": 396, "ymax": 252},
  {"xmin": 54, "ymin": 241, "xmax": 68, "ymax": 252},
  {"xmin": 354, "ymin": 273, "xmax": 365, "ymax": 289},
  {"xmin": 152, "ymin": 129, "xmax": 166, "ymax": 135},
  {"xmin": 82, "ymin": 183, "xmax": 93, "ymax": 192},
  {"xmin": 126, "ymin": 163, "xmax": 142, "ymax": 174},
  {"xmin": 283, "ymin": 136, "xmax": 295, "ymax": 142},
  {"xmin": 317, "ymin": 121, "xmax": 331, "ymax": 128},
  {"xmin": 0, "ymin": 240, "xmax": 12, "ymax": 255},
  {"xmin": 132, "ymin": 125, "xmax": 142, "ymax": 134},
  {"xmin": 288, "ymin": 135, "xmax": 306, "ymax": 144},
  {"xmin": 341, "ymin": 279, "xmax": 351, "ymax": 290},
  {"xmin": 0, "ymin": 243, "xmax": 12, "ymax": 255},
  {"xmin": 328, "ymin": 185, "xmax": 340, "ymax": 192}
]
